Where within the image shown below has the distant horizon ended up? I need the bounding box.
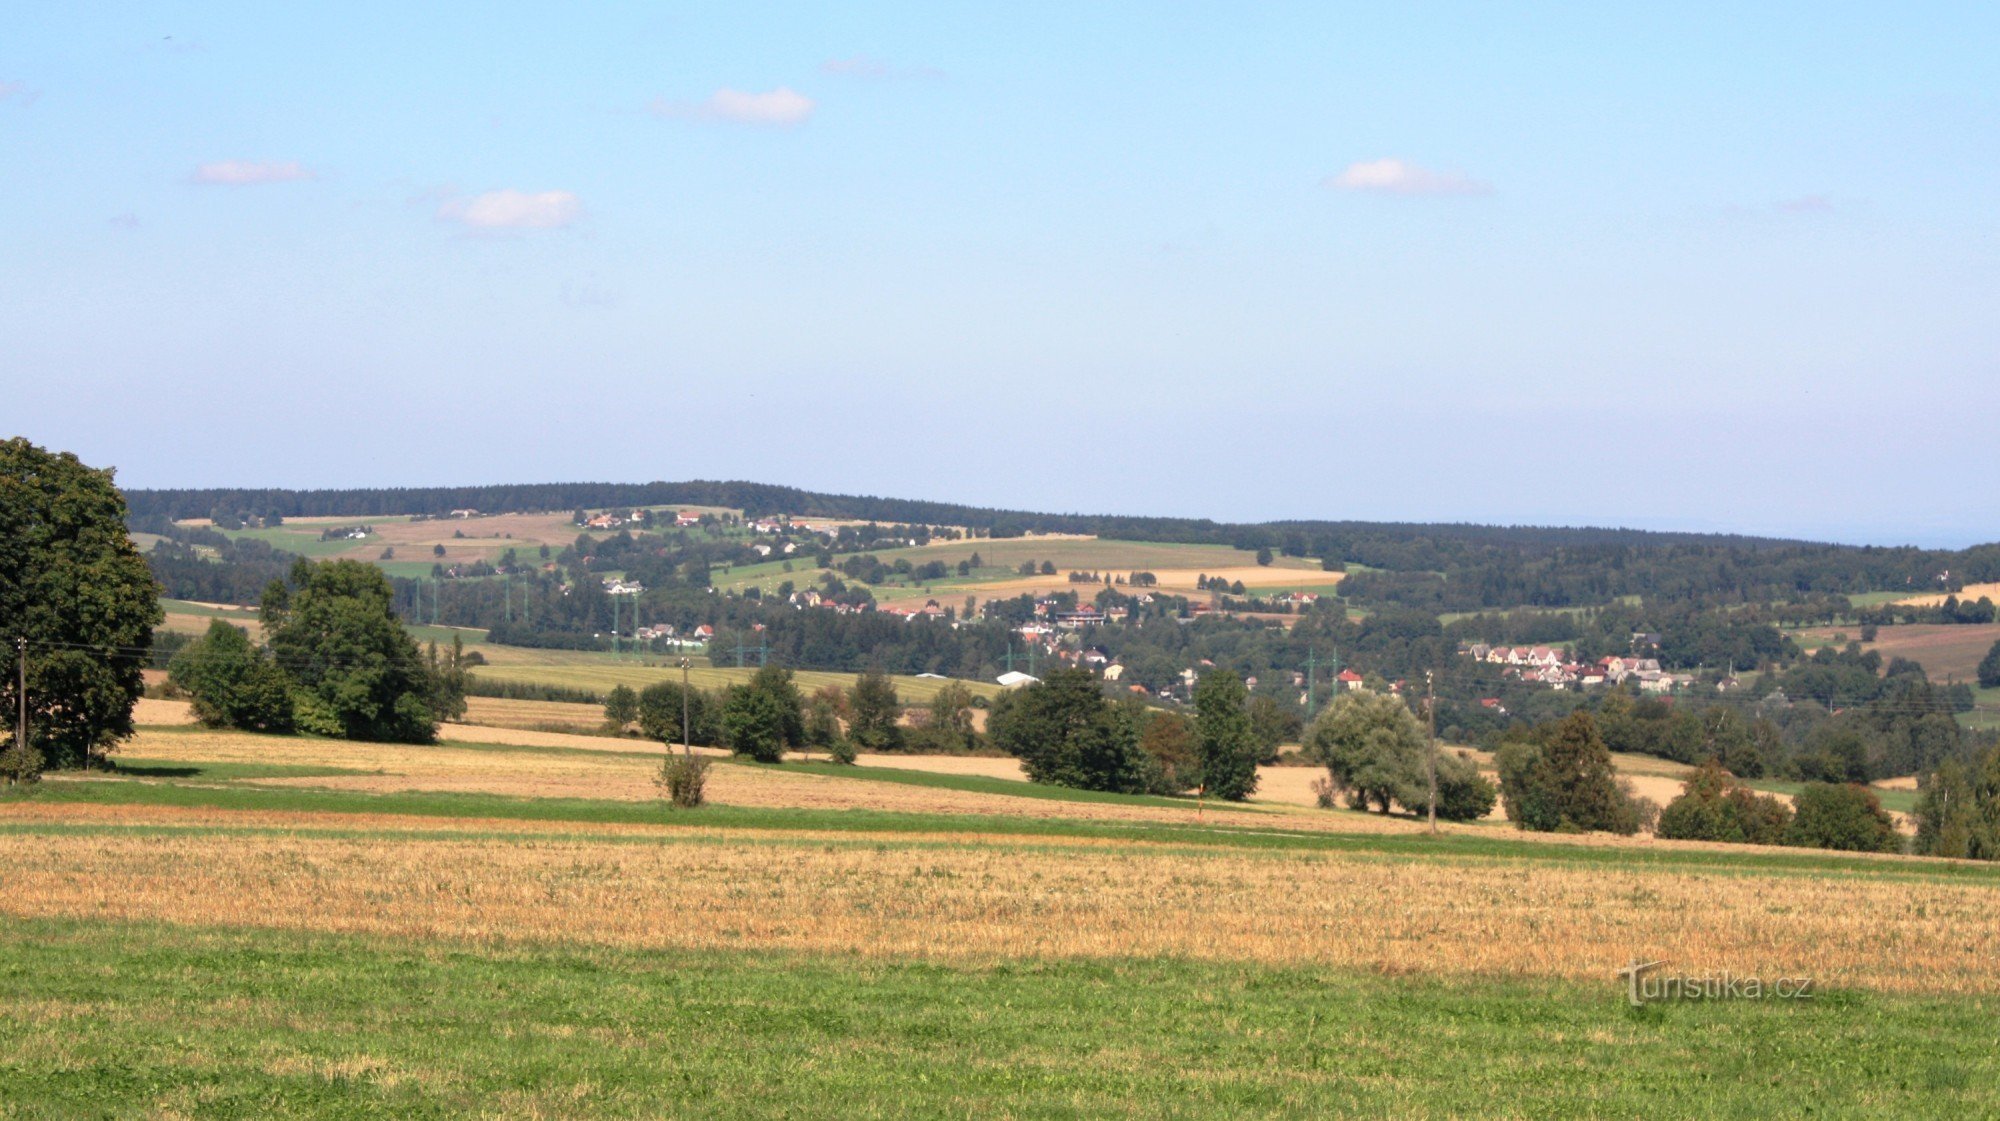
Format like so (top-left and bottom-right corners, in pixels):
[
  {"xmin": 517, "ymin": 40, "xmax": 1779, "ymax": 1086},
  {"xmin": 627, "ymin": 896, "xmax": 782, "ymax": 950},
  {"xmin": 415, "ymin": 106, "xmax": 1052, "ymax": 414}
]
[{"xmin": 106, "ymin": 468, "xmax": 1994, "ymax": 553}]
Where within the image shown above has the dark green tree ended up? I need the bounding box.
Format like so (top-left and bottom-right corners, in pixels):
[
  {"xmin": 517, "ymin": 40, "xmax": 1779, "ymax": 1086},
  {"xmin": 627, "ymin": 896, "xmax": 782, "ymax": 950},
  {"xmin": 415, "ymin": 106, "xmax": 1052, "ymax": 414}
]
[
  {"xmin": 169, "ymin": 619, "xmax": 294, "ymax": 733},
  {"xmin": 1980, "ymin": 640, "xmax": 2000, "ymax": 689},
  {"xmin": 1913, "ymin": 746, "xmax": 2000, "ymax": 859},
  {"xmin": 0, "ymin": 438, "xmax": 163, "ymax": 775},
  {"xmin": 748, "ymin": 663, "xmax": 806, "ymax": 746},
  {"xmin": 1785, "ymin": 783, "xmax": 1900, "ymax": 853},
  {"xmin": 1246, "ymin": 694, "xmax": 1302, "ymax": 763},
  {"xmin": 603, "ymin": 684, "xmax": 639, "ymax": 729},
  {"xmin": 426, "ymin": 634, "xmax": 471, "ymax": 723},
  {"xmin": 988, "ymin": 667, "xmax": 1145, "ymax": 792},
  {"xmin": 1136, "ymin": 709, "xmax": 1199, "ymax": 795},
  {"xmin": 1497, "ymin": 711, "xmax": 1642, "ymax": 834},
  {"xmin": 720, "ymin": 684, "xmax": 790, "ymax": 762},
  {"xmin": 848, "ymin": 670, "xmax": 903, "ymax": 752},
  {"xmin": 263, "ymin": 560, "xmax": 436, "ymax": 743},
  {"xmin": 1193, "ymin": 669, "xmax": 1259, "ymax": 800},
  {"xmin": 638, "ymin": 680, "xmax": 718, "ymax": 746}
]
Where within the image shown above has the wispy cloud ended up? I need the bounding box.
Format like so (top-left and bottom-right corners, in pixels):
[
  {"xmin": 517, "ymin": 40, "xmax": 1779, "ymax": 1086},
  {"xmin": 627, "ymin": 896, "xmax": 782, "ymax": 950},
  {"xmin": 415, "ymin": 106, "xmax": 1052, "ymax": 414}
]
[
  {"xmin": 821, "ymin": 55, "xmax": 945, "ymax": 81},
  {"xmin": 0, "ymin": 79, "xmax": 39, "ymax": 106},
  {"xmin": 437, "ymin": 189, "xmax": 580, "ymax": 230},
  {"xmin": 1777, "ymin": 194, "xmax": 1833, "ymax": 213},
  {"xmin": 193, "ymin": 160, "xmax": 317, "ymax": 185},
  {"xmin": 650, "ymin": 86, "xmax": 815, "ymax": 126},
  {"xmin": 108, "ymin": 213, "xmax": 141, "ymax": 230},
  {"xmin": 1324, "ymin": 157, "xmax": 1491, "ymax": 197}
]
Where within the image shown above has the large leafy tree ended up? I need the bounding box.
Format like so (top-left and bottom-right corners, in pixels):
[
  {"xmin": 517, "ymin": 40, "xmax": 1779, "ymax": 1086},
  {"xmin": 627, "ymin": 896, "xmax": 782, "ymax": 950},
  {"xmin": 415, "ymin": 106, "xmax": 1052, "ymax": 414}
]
[
  {"xmin": 1305, "ymin": 690, "xmax": 1493, "ymax": 820},
  {"xmin": 0, "ymin": 438, "xmax": 162, "ymax": 774},
  {"xmin": 262, "ymin": 559, "xmax": 436, "ymax": 743},
  {"xmin": 1193, "ymin": 669, "xmax": 1259, "ymax": 800},
  {"xmin": 169, "ymin": 618, "xmax": 294, "ymax": 733},
  {"xmin": 1980, "ymin": 640, "xmax": 2000, "ymax": 689},
  {"xmin": 989, "ymin": 667, "xmax": 1145, "ymax": 793}
]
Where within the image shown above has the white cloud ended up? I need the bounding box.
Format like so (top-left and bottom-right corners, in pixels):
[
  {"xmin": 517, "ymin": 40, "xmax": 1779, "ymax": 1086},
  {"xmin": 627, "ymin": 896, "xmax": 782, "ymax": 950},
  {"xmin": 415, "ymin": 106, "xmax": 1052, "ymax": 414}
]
[
  {"xmin": 1325, "ymin": 157, "xmax": 1491, "ymax": 197},
  {"xmin": 650, "ymin": 86, "xmax": 815, "ymax": 126},
  {"xmin": 1778, "ymin": 194, "xmax": 1833, "ymax": 213},
  {"xmin": 193, "ymin": 160, "xmax": 316, "ymax": 185},
  {"xmin": 0, "ymin": 80, "xmax": 40, "ymax": 106},
  {"xmin": 436, "ymin": 189, "xmax": 580, "ymax": 230}
]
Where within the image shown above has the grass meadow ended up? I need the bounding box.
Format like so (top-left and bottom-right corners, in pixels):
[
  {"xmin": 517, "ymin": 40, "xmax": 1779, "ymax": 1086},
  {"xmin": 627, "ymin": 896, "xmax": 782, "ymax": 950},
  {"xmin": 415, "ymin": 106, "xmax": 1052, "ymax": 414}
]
[{"xmin": 3, "ymin": 711, "xmax": 2000, "ymax": 1115}]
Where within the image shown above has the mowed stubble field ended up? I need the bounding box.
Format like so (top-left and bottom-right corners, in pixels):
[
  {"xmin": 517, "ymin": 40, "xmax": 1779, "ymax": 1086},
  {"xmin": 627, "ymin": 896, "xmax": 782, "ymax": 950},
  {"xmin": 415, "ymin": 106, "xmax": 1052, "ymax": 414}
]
[{"xmin": 3, "ymin": 707, "xmax": 1998, "ymax": 1115}]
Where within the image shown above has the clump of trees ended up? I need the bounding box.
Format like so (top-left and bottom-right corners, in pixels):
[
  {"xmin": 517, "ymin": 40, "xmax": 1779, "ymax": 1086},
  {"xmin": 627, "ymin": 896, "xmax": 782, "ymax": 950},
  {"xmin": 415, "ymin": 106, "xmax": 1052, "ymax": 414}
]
[
  {"xmin": 1496, "ymin": 711, "xmax": 1651, "ymax": 835},
  {"xmin": 173, "ymin": 560, "xmax": 446, "ymax": 743},
  {"xmin": 718, "ymin": 664, "xmax": 806, "ymax": 763},
  {"xmin": 1304, "ymin": 690, "xmax": 1494, "ymax": 821},
  {"xmin": 170, "ymin": 620, "xmax": 294, "ymax": 733},
  {"xmin": 1655, "ymin": 759, "xmax": 1791, "ymax": 845},
  {"xmin": 1914, "ymin": 743, "xmax": 2000, "ymax": 859},
  {"xmin": 991, "ymin": 668, "xmax": 1149, "ymax": 794},
  {"xmin": 638, "ymin": 680, "xmax": 719, "ymax": 747},
  {"xmin": 1785, "ymin": 783, "xmax": 1900, "ymax": 853}
]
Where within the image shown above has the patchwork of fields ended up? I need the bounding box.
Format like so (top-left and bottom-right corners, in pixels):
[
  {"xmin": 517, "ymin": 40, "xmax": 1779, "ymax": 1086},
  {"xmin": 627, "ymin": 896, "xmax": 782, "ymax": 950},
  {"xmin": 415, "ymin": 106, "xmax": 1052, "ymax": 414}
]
[{"xmin": 4, "ymin": 705, "xmax": 1999, "ymax": 1115}]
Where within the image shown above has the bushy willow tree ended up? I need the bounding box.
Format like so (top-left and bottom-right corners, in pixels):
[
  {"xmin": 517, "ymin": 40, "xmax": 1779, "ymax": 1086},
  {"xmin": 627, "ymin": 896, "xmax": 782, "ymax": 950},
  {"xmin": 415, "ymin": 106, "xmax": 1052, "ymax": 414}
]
[
  {"xmin": 0, "ymin": 438, "xmax": 162, "ymax": 776},
  {"xmin": 1305, "ymin": 689, "xmax": 1493, "ymax": 820}
]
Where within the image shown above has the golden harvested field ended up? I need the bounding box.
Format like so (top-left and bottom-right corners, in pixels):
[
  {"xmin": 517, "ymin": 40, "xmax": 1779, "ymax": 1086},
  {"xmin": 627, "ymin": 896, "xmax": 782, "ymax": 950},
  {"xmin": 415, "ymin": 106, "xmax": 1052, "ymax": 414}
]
[
  {"xmin": 1863, "ymin": 623, "xmax": 2000, "ymax": 683},
  {"xmin": 98, "ymin": 726, "xmax": 1404, "ymax": 830},
  {"xmin": 2, "ymin": 823, "xmax": 1995, "ymax": 995},
  {"xmin": 459, "ymin": 695, "xmax": 606, "ymax": 732},
  {"xmin": 1897, "ymin": 581, "xmax": 2000, "ymax": 608}
]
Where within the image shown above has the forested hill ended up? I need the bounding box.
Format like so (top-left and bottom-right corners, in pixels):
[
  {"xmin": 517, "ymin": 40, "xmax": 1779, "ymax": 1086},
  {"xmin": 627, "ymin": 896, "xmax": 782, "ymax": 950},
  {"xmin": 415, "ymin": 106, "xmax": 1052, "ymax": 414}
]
[
  {"xmin": 124, "ymin": 479, "xmax": 1810, "ymax": 549},
  {"xmin": 122, "ymin": 479, "xmax": 2000, "ymax": 609}
]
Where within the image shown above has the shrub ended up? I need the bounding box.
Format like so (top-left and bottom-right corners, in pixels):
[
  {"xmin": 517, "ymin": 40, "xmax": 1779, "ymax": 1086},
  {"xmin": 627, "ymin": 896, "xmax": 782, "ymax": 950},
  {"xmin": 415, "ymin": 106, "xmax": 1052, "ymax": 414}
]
[
  {"xmin": 655, "ymin": 752, "xmax": 710, "ymax": 808},
  {"xmin": 828, "ymin": 737, "xmax": 857, "ymax": 766},
  {"xmin": 1786, "ymin": 783, "xmax": 1901, "ymax": 853},
  {"xmin": 1656, "ymin": 759, "xmax": 1792, "ymax": 845},
  {"xmin": 0, "ymin": 742, "xmax": 44, "ymax": 786}
]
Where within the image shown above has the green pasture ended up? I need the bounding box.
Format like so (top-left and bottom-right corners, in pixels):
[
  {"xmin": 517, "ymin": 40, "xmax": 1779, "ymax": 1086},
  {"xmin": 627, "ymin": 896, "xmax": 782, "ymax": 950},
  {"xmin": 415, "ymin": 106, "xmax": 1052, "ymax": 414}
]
[{"xmin": 1, "ymin": 916, "xmax": 1993, "ymax": 1120}]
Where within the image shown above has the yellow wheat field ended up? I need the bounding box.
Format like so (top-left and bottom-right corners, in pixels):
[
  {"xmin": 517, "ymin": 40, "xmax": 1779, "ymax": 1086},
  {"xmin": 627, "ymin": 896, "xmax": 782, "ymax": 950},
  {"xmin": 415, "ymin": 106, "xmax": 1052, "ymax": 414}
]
[{"xmin": 0, "ymin": 826, "xmax": 1992, "ymax": 995}]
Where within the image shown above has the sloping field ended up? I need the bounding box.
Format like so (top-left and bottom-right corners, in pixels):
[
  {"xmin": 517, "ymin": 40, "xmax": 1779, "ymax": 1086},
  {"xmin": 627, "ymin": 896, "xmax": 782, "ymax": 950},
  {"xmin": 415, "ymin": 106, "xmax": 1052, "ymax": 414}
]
[
  {"xmin": 1862, "ymin": 623, "xmax": 2000, "ymax": 684},
  {"xmin": 467, "ymin": 660, "xmax": 1000, "ymax": 704},
  {"xmin": 1898, "ymin": 581, "xmax": 2000, "ymax": 609}
]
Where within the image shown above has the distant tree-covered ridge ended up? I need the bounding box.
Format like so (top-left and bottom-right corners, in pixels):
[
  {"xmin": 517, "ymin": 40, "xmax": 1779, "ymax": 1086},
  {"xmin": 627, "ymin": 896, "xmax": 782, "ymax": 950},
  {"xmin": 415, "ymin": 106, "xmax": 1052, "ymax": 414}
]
[{"xmin": 123, "ymin": 479, "xmax": 2000, "ymax": 611}]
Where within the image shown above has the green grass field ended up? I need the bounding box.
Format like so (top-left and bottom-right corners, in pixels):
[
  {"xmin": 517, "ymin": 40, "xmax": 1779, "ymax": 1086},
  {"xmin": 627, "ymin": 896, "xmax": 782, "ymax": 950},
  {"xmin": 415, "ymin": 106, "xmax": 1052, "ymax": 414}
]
[
  {"xmin": 3, "ymin": 917, "xmax": 1992, "ymax": 1119},
  {"xmin": 7, "ymin": 720, "xmax": 2000, "ymax": 1117}
]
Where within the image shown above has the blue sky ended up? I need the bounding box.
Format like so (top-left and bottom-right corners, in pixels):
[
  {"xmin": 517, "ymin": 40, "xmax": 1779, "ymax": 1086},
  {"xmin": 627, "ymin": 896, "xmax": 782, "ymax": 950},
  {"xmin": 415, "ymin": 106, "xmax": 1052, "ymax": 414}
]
[{"xmin": 2, "ymin": 3, "xmax": 1995, "ymax": 545}]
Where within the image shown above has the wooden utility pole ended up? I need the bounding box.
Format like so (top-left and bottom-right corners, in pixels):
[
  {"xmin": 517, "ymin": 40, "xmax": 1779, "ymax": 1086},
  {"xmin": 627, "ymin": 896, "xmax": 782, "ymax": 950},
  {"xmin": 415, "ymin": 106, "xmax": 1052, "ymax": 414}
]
[
  {"xmin": 1425, "ymin": 669, "xmax": 1438, "ymax": 834},
  {"xmin": 15, "ymin": 637, "xmax": 26, "ymax": 758},
  {"xmin": 679, "ymin": 657, "xmax": 692, "ymax": 758}
]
